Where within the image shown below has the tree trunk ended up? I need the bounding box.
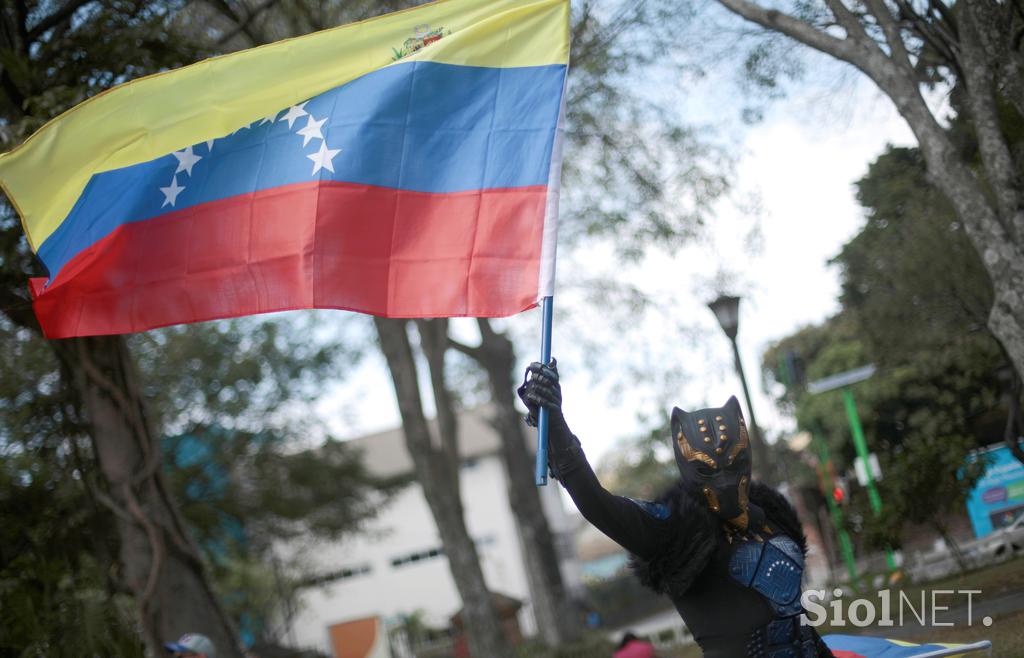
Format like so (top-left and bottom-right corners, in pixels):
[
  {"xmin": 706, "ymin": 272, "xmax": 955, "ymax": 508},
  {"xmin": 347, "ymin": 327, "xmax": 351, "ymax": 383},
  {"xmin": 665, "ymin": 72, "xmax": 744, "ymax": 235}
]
[
  {"xmin": 374, "ymin": 318, "xmax": 511, "ymax": 658},
  {"xmin": 58, "ymin": 335, "xmax": 243, "ymax": 658},
  {"xmin": 453, "ymin": 319, "xmax": 582, "ymax": 646}
]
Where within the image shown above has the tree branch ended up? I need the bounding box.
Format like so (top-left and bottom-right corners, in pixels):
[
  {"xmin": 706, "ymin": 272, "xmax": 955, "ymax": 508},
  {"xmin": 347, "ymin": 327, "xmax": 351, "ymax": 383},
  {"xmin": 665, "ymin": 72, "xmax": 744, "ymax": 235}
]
[
  {"xmin": 14, "ymin": 0, "xmax": 29, "ymax": 49},
  {"xmin": 26, "ymin": 0, "xmax": 97, "ymax": 42},
  {"xmin": 202, "ymin": 0, "xmax": 261, "ymax": 46},
  {"xmin": 822, "ymin": 0, "xmax": 872, "ymax": 46},
  {"xmin": 862, "ymin": 0, "xmax": 913, "ymax": 71},
  {"xmin": 892, "ymin": 0, "xmax": 959, "ymax": 73},
  {"xmin": 448, "ymin": 336, "xmax": 484, "ymax": 361},
  {"xmin": 215, "ymin": 0, "xmax": 281, "ymax": 46},
  {"xmin": 415, "ymin": 319, "xmax": 460, "ymax": 476},
  {"xmin": 121, "ymin": 480, "xmax": 164, "ymax": 614},
  {"xmin": 717, "ymin": 0, "xmax": 866, "ymax": 67}
]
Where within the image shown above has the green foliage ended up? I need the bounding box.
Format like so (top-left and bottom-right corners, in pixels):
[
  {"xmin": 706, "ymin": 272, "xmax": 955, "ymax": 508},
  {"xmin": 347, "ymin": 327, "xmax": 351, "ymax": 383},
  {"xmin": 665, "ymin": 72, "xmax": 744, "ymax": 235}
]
[
  {"xmin": 866, "ymin": 432, "xmax": 986, "ymax": 549},
  {"xmin": 837, "ymin": 146, "xmax": 993, "ymax": 358},
  {"xmin": 129, "ymin": 314, "xmax": 358, "ymax": 433},
  {"xmin": 165, "ymin": 427, "xmax": 401, "ymax": 551},
  {"xmin": 0, "ymin": 1, "xmax": 203, "ymax": 142},
  {"xmin": 0, "ymin": 438, "xmax": 144, "ymax": 657},
  {"xmin": 0, "ymin": 311, "xmax": 388, "ymax": 651},
  {"xmin": 761, "ymin": 145, "xmax": 1003, "ymax": 551}
]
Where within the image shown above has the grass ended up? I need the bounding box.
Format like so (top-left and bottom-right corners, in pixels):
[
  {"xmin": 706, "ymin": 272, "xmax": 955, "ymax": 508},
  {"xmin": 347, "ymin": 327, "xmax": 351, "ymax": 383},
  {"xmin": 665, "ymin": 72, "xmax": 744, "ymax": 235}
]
[
  {"xmin": 901, "ymin": 555, "xmax": 1024, "ymax": 598},
  {"xmin": 814, "ymin": 556, "xmax": 1024, "ymax": 623}
]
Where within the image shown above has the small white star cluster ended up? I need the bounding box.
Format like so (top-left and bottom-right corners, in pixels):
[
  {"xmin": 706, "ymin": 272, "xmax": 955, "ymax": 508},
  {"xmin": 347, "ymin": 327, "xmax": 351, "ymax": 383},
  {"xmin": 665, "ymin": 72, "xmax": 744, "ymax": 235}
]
[
  {"xmin": 159, "ymin": 100, "xmax": 342, "ymax": 208},
  {"xmin": 764, "ymin": 558, "xmax": 797, "ymax": 579}
]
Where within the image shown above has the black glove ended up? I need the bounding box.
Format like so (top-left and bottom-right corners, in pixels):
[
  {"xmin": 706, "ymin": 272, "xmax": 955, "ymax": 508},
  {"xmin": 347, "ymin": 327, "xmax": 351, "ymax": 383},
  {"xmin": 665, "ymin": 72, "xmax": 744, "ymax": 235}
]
[{"xmin": 517, "ymin": 358, "xmax": 562, "ymax": 428}]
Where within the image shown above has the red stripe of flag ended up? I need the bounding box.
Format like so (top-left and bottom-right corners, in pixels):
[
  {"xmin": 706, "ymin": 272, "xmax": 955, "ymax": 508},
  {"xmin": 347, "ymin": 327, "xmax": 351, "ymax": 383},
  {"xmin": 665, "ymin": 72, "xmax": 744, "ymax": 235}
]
[{"xmin": 31, "ymin": 180, "xmax": 547, "ymax": 338}]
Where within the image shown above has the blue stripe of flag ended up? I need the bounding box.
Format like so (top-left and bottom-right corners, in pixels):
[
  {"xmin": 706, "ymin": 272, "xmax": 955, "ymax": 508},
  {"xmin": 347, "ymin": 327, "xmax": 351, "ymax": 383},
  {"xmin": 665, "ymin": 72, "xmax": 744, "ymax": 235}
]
[{"xmin": 38, "ymin": 61, "xmax": 567, "ymax": 281}]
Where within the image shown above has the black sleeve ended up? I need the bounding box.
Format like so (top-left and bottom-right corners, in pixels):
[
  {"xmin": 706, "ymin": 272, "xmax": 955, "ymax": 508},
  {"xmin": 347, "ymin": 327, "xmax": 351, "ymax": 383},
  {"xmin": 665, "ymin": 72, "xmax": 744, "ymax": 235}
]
[{"xmin": 545, "ymin": 412, "xmax": 669, "ymax": 560}]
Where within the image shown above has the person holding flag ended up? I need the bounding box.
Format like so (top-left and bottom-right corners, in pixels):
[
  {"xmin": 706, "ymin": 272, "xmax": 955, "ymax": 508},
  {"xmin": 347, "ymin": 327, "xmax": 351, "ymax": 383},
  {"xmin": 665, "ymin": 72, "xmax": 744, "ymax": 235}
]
[
  {"xmin": 518, "ymin": 362, "xmax": 995, "ymax": 658},
  {"xmin": 520, "ymin": 359, "xmax": 836, "ymax": 657}
]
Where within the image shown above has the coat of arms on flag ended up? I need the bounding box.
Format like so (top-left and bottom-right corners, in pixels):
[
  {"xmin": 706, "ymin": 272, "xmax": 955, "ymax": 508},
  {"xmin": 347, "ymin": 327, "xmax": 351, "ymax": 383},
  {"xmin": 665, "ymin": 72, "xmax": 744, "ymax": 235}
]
[
  {"xmin": 392, "ymin": 23, "xmax": 452, "ymax": 61},
  {"xmin": 0, "ymin": 0, "xmax": 569, "ymax": 339}
]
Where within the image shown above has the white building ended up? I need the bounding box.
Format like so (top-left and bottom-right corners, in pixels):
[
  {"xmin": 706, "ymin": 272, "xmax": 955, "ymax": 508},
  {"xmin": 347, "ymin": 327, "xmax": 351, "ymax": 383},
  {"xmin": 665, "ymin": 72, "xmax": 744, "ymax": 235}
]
[{"xmin": 286, "ymin": 408, "xmax": 582, "ymax": 655}]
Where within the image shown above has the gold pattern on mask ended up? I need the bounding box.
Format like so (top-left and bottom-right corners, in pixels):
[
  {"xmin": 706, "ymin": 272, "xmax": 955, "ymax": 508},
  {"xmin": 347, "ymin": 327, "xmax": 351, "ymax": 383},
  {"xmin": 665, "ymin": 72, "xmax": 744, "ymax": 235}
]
[
  {"xmin": 726, "ymin": 475, "xmax": 751, "ymax": 530},
  {"xmin": 727, "ymin": 421, "xmax": 750, "ymax": 464},
  {"xmin": 728, "ymin": 510, "xmax": 749, "ymax": 529},
  {"xmin": 724, "ymin": 524, "xmax": 756, "ymax": 543},
  {"xmin": 702, "ymin": 486, "xmax": 720, "ymax": 513},
  {"xmin": 677, "ymin": 430, "xmax": 717, "ymax": 468}
]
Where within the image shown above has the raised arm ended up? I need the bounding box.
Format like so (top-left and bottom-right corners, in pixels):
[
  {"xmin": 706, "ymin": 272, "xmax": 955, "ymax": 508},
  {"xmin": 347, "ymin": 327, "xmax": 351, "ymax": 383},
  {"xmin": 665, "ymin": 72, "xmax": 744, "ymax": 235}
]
[{"xmin": 518, "ymin": 360, "xmax": 669, "ymax": 560}]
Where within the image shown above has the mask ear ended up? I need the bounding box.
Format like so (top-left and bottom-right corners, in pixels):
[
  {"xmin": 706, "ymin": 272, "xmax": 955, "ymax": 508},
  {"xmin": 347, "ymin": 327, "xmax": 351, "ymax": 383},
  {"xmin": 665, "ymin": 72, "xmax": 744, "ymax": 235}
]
[
  {"xmin": 724, "ymin": 395, "xmax": 743, "ymax": 419},
  {"xmin": 670, "ymin": 407, "xmax": 687, "ymax": 441}
]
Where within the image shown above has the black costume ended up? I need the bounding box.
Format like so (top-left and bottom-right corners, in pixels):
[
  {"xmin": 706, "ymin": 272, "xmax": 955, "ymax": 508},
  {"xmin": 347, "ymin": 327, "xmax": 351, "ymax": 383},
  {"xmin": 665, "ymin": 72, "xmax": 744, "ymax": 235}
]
[{"xmin": 519, "ymin": 361, "xmax": 834, "ymax": 658}]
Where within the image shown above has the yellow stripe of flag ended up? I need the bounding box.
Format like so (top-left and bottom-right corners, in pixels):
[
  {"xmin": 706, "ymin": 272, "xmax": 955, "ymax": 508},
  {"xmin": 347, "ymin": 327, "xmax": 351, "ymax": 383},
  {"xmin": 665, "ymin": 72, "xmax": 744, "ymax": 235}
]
[{"xmin": 0, "ymin": 0, "xmax": 569, "ymax": 251}]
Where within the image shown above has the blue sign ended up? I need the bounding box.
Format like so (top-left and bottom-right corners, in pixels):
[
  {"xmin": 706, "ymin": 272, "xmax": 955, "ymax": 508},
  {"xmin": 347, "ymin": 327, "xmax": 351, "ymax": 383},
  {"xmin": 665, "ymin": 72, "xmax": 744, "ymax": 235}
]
[{"xmin": 964, "ymin": 445, "xmax": 1024, "ymax": 537}]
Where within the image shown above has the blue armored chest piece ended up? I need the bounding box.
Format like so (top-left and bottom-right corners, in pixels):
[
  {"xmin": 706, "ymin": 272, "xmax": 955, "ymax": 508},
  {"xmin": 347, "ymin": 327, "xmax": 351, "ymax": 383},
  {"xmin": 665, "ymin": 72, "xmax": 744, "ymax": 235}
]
[{"xmin": 728, "ymin": 534, "xmax": 804, "ymax": 618}]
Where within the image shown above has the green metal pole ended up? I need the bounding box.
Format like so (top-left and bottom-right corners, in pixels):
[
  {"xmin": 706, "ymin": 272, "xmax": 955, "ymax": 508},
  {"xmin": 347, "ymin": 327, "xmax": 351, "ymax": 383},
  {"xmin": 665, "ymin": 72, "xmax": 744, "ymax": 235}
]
[
  {"xmin": 840, "ymin": 387, "xmax": 897, "ymax": 571},
  {"xmin": 815, "ymin": 434, "xmax": 859, "ymax": 584}
]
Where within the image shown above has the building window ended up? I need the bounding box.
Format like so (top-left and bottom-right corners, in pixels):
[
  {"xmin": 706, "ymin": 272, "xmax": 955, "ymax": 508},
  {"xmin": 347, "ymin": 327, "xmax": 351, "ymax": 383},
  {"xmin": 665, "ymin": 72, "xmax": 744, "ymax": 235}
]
[
  {"xmin": 301, "ymin": 563, "xmax": 371, "ymax": 587},
  {"xmin": 390, "ymin": 546, "xmax": 445, "ymax": 568}
]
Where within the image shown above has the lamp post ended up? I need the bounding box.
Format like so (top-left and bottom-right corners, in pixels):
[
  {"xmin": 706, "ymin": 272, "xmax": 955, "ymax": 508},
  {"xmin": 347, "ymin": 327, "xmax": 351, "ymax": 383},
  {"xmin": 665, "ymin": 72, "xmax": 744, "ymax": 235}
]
[{"xmin": 707, "ymin": 294, "xmax": 773, "ymax": 484}]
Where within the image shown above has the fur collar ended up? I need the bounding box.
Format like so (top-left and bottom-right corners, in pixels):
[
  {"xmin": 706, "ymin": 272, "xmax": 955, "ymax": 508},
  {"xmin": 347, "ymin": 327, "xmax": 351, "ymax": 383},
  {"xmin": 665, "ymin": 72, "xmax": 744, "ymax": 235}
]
[
  {"xmin": 628, "ymin": 481, "xmax": 806, "ymax": 597},
  {"xmin": 749, "ymin": 481, "xmax": 807, "ymax": 555}
]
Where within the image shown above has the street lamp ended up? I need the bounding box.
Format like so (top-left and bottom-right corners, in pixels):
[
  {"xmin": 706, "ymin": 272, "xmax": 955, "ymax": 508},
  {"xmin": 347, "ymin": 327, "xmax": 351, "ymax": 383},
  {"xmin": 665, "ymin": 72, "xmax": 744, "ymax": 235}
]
[{"xmin": 707, "ymin": 294, "xmax": 772, "ymax": 484}]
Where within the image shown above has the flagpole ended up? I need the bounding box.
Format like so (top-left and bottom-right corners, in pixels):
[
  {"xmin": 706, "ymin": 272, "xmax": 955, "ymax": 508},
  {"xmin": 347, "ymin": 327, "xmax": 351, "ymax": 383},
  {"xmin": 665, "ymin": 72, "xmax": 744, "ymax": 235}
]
[{"xmin": 535, "ymin": 296, "xmax": 554, "ymax": 486}]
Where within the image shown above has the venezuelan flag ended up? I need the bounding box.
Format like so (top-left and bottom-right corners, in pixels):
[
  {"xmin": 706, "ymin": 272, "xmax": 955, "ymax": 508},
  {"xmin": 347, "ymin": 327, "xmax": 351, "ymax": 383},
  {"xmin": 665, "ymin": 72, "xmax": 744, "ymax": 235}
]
[
  {"xmin": 825, "ymin": 634, "xmax": 993, "ymax": 657},
  {"xmin": 0, "ymin": 0, "xmax": 569, "ymax": 338}
]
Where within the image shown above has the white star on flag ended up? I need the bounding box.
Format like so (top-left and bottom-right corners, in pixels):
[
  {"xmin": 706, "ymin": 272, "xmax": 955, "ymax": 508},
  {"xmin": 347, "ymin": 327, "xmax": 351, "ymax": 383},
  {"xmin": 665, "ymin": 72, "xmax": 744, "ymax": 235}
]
[
  {"xmin": 206, "ymin": 139, "xmax": 215, "ymax": 152},
  {"xmin": 161, "ymin": 175, "xmax": 185, "ymax": 207},
  {"xmin": 258, "ymin": 111, "xmax": 279, "ymax": 125},
  {"xmin": 308, "ymin": 142, "xmax": 341, "ymax": 175},
  {"xmin": 173, "ymin": 146, "xmax": 202, "ymax": 176},
  {"xmin": 279, "ymin": 102, "xmax": 308, "ymax": 129},
  {"xmin": 297, "ymin": 115, "xmax": 326, "ymax": 147}
]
